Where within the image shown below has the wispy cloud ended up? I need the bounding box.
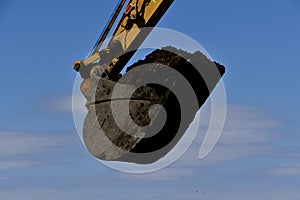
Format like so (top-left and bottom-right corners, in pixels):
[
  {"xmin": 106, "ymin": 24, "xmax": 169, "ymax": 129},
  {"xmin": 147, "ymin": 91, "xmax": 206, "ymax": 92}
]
[
  {"xmin": 51, "ymin": 72, "xmax": 86, "ymax": 114},
  {"xmin": 126, "ymin": 167, "xmax": 196, "ymax": 181},
  {"xmin": 49, "ymin": 92, "xmax": 86, "ymax": 114},
  {"xmin": 0, "ymin": 188, "xmax": 87, "ymax": 200},
  {"xmin": 48, "ymin": 94, "xmax": 288, "ymax": 181},
  {"xmin": 0, "ymin": 100, "xmax": 294, "ymax": 200},
  {"xmin": 0, "ymin": 161, "xmax": 41, "ymax": 170},
  {"xmin": 106, "ymin": 104, "xmax": 282, "ymax": 181},
  {"xmin": 217, "ymin": 105, "xmax": 281, "ymax": 144},
  {"xmin": 204, "ymin": 188, "xmax": 300, "ymax": 200},
  {"xmin": 172, "ymin": 104, "xmax": 281, "ymax": 167},
  {"xmin": 0, "ymin": 176, "xmax": 10, "ymax": 181},
  {"xmin": 0, "ymin": 131, "xmax": 66, "ymax": 157},
  {"xmin": 268, "ymin": 163, "xmax": 300, "ymax": 176},
  {"xmin": 0, "ymin": 131, "xmax": 67, "ymax": 170}
]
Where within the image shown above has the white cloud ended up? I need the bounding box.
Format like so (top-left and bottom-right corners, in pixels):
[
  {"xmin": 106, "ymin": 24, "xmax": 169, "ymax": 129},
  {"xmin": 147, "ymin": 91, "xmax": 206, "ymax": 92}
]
[
  {"xmin": 0, "ymin": 161, "xmax": 41, "ymax": 170},
  {"xmin": 268, "ymin": 163, "xmax": 300, "ymax": 176},
  {"xmin": 219, "ymin": 105, "xmax": 281, "ymax": 144},
  {"xmin": 49, "ymin": 92, "xmax": 283, "ymax": 176},
  {"xmin": 50, "ymin": 94, "xmax": 73, "ymax": 112},
  {"xmin": 130, "ymin": 167, "xmax": 196, "ymax": 181},
  {"xmin": 172, "ymin": 104, "xmax": 280, "ymax": 167},
  {"xmin": 0, "ymin": 131, "xmax": 67, "ymax": 170},
  {"xmin": 0, "ymin": 188, "xmax": 73, "ymax": 200},
  {"xmin": 50, "ymin": 91, "xmax": 86, "ymax": 114},
  {"xmin": 0, "ymin": 131, "xmax": 66, "ymax": 156},
  {"xmin": 288, "ymin": 152, "xmax": 300, "ymax": 158},
  {"xmin": 107, "ymin": 104, "xmax": 282, "ymax": 181},
  {"xmin": 204, "ymin": 188, "xmax": 300, "ymax": 200},
  {"xmin": 0, "ymin": 176, "xmax": 10, "ymax": 181}
]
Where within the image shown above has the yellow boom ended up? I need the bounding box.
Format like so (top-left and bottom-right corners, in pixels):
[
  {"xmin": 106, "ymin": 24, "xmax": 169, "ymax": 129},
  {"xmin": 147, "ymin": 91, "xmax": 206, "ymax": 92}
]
[{"xmin": 74, "ymin": 0, "xmax": 174, "ymax": 79}]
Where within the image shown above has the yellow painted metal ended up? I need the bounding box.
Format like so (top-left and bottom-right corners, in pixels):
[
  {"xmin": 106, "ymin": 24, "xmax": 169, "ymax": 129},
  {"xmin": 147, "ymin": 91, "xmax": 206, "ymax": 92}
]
[{"xmin": 75, "ymin": 0, "xmax": 173, "ymax": 77}]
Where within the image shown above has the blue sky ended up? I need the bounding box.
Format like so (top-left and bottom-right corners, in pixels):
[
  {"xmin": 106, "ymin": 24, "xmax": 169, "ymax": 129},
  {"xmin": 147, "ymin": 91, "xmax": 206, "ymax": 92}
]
[{"xmin": 1, "ymin": 0, "xmax": 300, "ymax": 199}]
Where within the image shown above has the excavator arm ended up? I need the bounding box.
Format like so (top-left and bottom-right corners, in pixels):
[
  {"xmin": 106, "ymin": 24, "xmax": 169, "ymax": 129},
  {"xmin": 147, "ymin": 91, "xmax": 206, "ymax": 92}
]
[
  {"xmin": 73, "ymin": 0, "xmax": 225, "ymax": 164},
  {"xmin": 74, "ymin": 0, "xmax": 174, "ymax": 79}
]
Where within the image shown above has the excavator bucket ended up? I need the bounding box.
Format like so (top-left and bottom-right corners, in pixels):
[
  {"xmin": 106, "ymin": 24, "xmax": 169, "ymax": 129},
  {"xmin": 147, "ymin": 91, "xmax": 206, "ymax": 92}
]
[
  {"xmin": 74, "ymin": 0, "xmax": 225, "ymax": 164},
  {"xmin": 81, "ymin": 47, "xmax": 225, "ymax": 164}
]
